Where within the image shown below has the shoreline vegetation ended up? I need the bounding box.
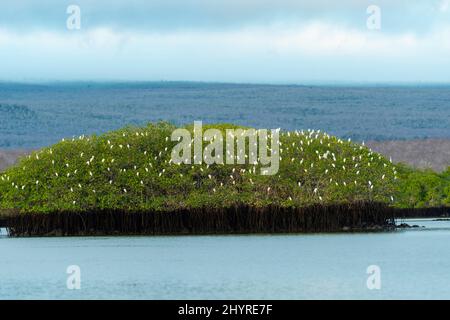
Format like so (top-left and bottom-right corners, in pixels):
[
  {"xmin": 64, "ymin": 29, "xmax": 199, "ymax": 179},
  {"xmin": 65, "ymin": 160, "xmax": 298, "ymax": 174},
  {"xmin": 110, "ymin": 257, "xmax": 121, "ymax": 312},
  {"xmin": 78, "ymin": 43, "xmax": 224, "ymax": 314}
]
[
  {"xmin": 5, "ymin": 202, "xmax": 396, "ymax": 237},
  {"xmin": 0, "ymin": 122, "xmax": 449, "ymax": 236}
]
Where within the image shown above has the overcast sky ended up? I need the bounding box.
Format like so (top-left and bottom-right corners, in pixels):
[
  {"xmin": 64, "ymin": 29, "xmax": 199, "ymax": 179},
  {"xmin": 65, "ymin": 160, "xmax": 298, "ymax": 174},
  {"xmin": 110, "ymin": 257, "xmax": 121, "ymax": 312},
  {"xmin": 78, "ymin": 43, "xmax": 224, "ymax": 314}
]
[{"xmin": 1, "ymin": 0, "xmax": 450, "ymax": 83}]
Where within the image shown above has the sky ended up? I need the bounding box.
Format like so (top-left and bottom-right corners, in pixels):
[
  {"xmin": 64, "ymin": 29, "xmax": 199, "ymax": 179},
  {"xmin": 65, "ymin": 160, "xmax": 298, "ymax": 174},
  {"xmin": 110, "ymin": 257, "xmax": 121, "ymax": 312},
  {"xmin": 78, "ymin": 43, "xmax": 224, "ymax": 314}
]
[{"xmin": 0, "ymin": 0, "xmax": 450, "ymax": 83}]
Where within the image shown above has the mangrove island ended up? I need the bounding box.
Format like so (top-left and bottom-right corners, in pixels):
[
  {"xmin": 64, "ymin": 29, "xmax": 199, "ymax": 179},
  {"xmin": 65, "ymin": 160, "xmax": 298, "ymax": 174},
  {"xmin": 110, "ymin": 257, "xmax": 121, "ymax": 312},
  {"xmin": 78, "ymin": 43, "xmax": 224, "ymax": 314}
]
[{"xmin": 0, "ymin": 122, "xmax": 448, "ymax": 236}]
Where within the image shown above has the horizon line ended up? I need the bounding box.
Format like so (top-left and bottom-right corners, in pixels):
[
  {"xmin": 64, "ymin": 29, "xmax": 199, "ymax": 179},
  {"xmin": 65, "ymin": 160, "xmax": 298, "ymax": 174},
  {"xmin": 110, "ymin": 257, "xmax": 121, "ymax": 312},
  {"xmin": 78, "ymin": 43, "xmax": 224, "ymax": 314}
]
[{"xmin": 2, "ymin": 79, "xmax": 450, "ymax": 87}]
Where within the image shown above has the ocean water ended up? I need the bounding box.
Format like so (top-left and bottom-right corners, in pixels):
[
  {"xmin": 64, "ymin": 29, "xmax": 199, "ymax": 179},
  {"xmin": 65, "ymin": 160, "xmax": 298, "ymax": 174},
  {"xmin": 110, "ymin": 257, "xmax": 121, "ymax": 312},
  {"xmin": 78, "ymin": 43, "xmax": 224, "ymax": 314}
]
[
  {"xmin": 0, "ymin": 82, "xmax": 449, "ymax": 149},
  {"xmin": 1, "ymin": 219, "xmax": 450, "ymax": 300}
]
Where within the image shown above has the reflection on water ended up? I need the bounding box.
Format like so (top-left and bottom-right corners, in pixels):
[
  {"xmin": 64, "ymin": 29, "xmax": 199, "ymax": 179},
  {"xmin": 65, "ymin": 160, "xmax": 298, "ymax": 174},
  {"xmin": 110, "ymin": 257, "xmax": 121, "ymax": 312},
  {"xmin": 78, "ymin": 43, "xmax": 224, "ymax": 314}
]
[{"xmin": 1, "ymin": 219, "xmax": 450, "ymax": 299}]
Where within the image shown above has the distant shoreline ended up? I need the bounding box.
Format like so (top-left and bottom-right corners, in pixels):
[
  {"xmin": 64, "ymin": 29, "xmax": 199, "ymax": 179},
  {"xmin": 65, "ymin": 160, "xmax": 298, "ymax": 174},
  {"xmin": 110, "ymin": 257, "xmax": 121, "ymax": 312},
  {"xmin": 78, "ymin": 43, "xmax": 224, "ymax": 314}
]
[
  {"xmin": 0, "ymin": 150, "xmax": 31, "ymax": 172},
  {"xmin": 1, "ymin": 138, "xmax": 449, "ymax": 172},
  {"xmin": 366, "ymin": 139, "xmax": 450, "ymax": 172}
]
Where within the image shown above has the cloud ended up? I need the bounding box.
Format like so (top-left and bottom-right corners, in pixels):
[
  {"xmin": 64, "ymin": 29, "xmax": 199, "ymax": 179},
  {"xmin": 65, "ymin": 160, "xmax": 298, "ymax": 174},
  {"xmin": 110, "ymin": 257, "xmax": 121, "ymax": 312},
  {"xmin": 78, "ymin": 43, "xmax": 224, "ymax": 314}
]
[
  {"xmin": 0, "ymin": 0, "xmax": 447, "ymax": 33},
  {"xmin": 439, "ymin": 0, "xmax": 450, "ymax": 12},
  {"xmin": 1, "ymin": 1, "xmax": 449, "ymax": 82},
  {"xmin": 1, "ymin": 21, "xmax": 450, "ymax": 82}
]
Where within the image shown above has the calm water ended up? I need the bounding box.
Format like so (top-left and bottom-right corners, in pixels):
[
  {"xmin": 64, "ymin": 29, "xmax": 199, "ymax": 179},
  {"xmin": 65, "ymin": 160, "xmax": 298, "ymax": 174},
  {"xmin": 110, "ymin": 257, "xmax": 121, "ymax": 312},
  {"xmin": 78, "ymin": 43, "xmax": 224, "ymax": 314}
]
[
  {"xmin": 1, "ymin": 219, "xmax": 450, "ymax": 299},
  {"xmin": 1, "ymin": 82, "xmax": 449, "ymax": 148}
]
